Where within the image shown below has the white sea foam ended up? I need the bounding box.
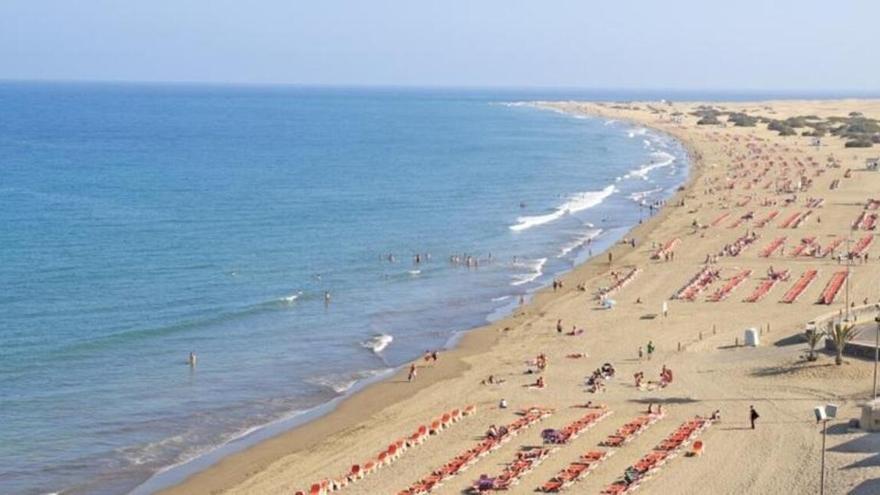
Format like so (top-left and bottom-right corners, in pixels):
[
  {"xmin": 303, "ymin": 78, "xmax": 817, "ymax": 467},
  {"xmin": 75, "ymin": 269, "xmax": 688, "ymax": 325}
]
[
  {"xmin": 629, "ymin": 188, "xmax": 664, "ymax": 204},
  {"xmin": 509, "ymin": 185, "xmax": 616, "ymax": 232},
  {"xmin": 280, "ymin": 291, "xmax": 303, "ymax": 303},
  {"xmin": 619, "ymin": 151, "xmax": 676, "ymax": 181},
  {"xmin": 491, "ymin": 295, "xmax": 512, "ymax": 302},
  {"xmin": 558, "ymin": 229, "xmax": 603, "ymax": 258},
  {"xmin": 307, "ymin": 369, "xmax": 391, "ymax": 394},
  {"xmin": 408, "ymin": 269, "xmax": 421, "ymax": 276},
  {"xmin": 511, "ymin": 257, "xmax": 547, "ymax": 286},
  {"xmin": 627, "ymin": 128, "xmax": 648, "ymax": 138},
  {"xmin": 361, "ymin": 333, "xmax": 393, "ymax": 354}
]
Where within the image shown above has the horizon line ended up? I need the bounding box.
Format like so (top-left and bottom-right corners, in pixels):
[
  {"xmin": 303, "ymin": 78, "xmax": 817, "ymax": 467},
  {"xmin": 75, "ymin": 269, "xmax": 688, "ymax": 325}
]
[{"xmin": 1, "ymin": 77, "xmax": 879, "ymax": 96}]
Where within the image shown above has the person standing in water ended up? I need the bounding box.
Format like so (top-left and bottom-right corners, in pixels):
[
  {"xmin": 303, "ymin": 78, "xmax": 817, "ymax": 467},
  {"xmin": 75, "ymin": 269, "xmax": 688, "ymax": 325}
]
[{"xmin": 188, "ymin": 352, "xmax": 197, "ymax": 367}]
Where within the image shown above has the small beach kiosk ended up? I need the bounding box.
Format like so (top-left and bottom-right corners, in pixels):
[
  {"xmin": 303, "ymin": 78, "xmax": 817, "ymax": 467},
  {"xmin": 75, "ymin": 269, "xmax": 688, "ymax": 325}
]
[
  {"xmin": 744, "ymin": 327, "xmax": 760, "ymax": 347},
  {"xmin": 861, "ymin": 399, "xmax": 880, "ymax": 432}
]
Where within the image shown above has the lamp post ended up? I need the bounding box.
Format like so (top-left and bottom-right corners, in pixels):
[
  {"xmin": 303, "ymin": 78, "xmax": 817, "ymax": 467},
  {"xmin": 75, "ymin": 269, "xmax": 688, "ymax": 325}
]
[
  {"xmin": 820, "ymin": 417, "xmax": 827, "ymax": 495},
  {"xmin": 874, "ymin": 304, "xmax": 880, "ymax": 399},
  {"xmin": 844, "ymin": 236, "xmax": 852, "ymax": 321},
  {"xmin": 816, "ymin": 403, "xmax": 837, "ymax": 495}
]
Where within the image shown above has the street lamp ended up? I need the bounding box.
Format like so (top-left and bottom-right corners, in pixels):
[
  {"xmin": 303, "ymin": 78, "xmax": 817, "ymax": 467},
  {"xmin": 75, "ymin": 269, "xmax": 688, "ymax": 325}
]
[
  {"xmin": 874, "ymin": 304, "xmax": 880, "ymax": 400},
  {"xmin": 814, "ymin": 403, "xmax": 838, "ymax": 495}
]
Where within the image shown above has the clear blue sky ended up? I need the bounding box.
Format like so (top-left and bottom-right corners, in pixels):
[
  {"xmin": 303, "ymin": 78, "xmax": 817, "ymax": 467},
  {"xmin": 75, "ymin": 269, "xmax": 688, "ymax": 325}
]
[{"xmin": 2, "ymin": 0, "xmax": 878, "ymax": 90}]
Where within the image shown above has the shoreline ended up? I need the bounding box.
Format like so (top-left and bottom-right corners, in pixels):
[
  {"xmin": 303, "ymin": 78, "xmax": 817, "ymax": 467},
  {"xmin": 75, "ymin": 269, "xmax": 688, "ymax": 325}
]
[
  {"xmin": 156, "ymin": 98, "xmax": 880, "ymax": 495},
  {"xmin": 151, "ymin": 103, "xmax": 699, "ymax": 495}
]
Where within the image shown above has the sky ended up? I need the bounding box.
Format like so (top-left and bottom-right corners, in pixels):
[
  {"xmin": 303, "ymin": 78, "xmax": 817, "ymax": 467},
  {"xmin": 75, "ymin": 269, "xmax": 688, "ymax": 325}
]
[{"xmin": 1, "ymin": 0, "xmax": 878, "ymax": 91}]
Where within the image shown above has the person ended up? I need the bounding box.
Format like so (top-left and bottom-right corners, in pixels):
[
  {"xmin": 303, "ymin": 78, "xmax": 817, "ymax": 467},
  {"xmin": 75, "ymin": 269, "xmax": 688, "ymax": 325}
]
[
  {"xmin": 662, "ymin": 300, "xmax": 669, "ymax": 317},
  {"xmin": 324, "ymin": 291, "xmax": 331, "ymax": 304},
  {"xmin": 486, "ymin": 424, "xmax": 498, "ymax": 439},
  {"xmin": 710, "ymin": 409, "xmax": 721, "ymax": 421},
  {"xmin": 556, "ymin": 319, "xmax": 563, "ymax": 334},
  {"xmin": 408, "ymin": 363, "xmax": 417, "ymax": 382},
  {"xmin": 499, "ymin": 398, "xmax": 508, "ymax": 409},
  {"xmin": 749, "ymin": 405, "xmax": 760, "ymax": 429},
  {"xmin": 647, "ymin": 341, "xmax": 655, "ymax": 360},
  {"xmin": 431, "ymin": 350, "xmax": 439, "ymax": 362},
  {"xmin": 188, "ymin": 352, "xmax": 197, "ymax": 367},
  {"xmin": 638, "ymin": 346, "xmax": 643, "ymax": 361}
]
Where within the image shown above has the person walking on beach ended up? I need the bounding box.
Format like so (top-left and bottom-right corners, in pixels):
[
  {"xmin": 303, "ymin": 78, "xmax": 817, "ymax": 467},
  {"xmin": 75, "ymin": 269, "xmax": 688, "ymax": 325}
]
[
  {"xmin": 749, "ymin": 405, "xmax": 760, "ymax": 429},
  {"xmin": 646, "ymin": 341, "xmax": 655, "ymax": 361},
  {"xmin": 408, "ymin": 363, "xmax": 417, "ymax": 382},
  {"xmin": 556, "ymin": 319, "xmax": 563, "ymax": 334},
  {"xmin": 638, "ymin": 346, "xmax": 643, "ymax": 361},
  {"xmin": 662, "ymin": 301, "xmax": 668, "ymax": 318}
]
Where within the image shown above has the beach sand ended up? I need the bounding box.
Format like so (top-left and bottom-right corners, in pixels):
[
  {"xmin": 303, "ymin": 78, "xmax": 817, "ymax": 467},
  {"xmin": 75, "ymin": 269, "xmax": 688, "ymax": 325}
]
[{"xmin": 160, "ymin": 100, "xmax": 880, "ymax": 495}]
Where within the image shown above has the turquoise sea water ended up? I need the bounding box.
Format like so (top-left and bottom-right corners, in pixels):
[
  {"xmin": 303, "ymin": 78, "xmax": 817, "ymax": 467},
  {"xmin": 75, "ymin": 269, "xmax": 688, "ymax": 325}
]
[{"xmin": 0, "ymin": 84, "xmax": 692, "ymax": 494}]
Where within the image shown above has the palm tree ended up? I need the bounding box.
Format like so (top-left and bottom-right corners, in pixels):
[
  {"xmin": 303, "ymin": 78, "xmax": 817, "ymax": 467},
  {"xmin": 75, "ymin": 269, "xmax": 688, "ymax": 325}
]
[
  {"xmin": 826, "ymin": 321, "xmax": 860, "ymax": 365},
  {"xmin": 805, "ymin": 328, "xmax": 823, "ymax": 361}
]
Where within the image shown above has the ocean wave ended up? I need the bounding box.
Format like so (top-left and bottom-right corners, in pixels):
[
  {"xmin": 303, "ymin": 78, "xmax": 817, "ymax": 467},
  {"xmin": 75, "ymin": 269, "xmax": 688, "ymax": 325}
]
[
  {"xmin": 558, "ymin": 229, "xmax": 603, "ymax": 258},
  {"xmin": 618, "ymin": 151, "xmax": 676, "ymax": 181},
  {"xmin": 509, "ymin": 185, "xmax": 616, "ymax": 232},
  {"xmin": 511, "ymin": 257, "xmax": 547, "ymax": 286},
  {"xmin": 627, "ymin": 128, "xmax": 648, "ymax": 138},
  {"xmin": 491, "ymin": 295, "xmax": 512, "ymax": 302},
  {"xmin": 361, "ymin": 333, "xmax": 393, "ymax": 354},
  {"xmin": 306, "ymin": 369, "xmax": 391, "ymax": 394},
  {"xmin": 629, "ymin": 188, "xmax": 664, "ymax": 205},
  {"xmin": 280, "ymin": 291, "xmax": 303, "ymax": 303}
]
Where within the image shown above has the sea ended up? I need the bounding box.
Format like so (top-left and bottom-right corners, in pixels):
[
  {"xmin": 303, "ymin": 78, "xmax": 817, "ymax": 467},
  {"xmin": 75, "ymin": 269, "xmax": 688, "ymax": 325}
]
[{"xmin": 0, "ymin": 83, "xmax": 700, "ymax": 494}]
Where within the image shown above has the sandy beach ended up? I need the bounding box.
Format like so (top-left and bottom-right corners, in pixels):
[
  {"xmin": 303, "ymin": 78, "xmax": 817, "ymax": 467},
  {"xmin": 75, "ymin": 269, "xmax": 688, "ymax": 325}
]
[{"xmin": 160, "ymin": 99, "xmax": 880, "ymax": 495}]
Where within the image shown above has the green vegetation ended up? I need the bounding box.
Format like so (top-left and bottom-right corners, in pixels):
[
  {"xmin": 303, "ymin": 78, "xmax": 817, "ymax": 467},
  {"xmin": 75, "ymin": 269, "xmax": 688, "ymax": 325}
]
[{"xmin": 727, "ymin": 112, "xmax": 758, "ymax": 127}]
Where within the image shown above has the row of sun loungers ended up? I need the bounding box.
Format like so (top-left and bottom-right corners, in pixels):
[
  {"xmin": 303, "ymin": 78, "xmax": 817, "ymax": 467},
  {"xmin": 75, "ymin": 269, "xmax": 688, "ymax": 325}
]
[
  {"xmin": 853, "ymin": 212, "xmax": 878, "ymax": 231},
  {"xmin": 850, "ymin": 235, "xmax": 874, "ymax": 257},
  {"xmin": 790, "ymin": 237, "xmax": 816, "ymax": 257},
  {"xmin": 468, "ymin": 446, "xmax": 553, "ymax": 493},
  {"xmin": 790, "ymin": 210, "xmax": 812, "ymax": 228},
  {"xmin": 600, "ymin": 417, "xmax": 713, "ymax": 495},
  {"xmin": 723, "ymin": 232, "xmax": 759, "ymax": 256},
  {"xmin": 299, "ymin": 406, "xmax": 478, "ymax": 495},
  {"xmin": 754, "ymin": 210, "xmax": 779, "ymax": 228},
  {"xmin": 743, "ymin": 270, "xmax": 789, "ymax": 302},
  {"xmin": 707, "ymin": 269, "xmax": 751, "ymax": 302},
  {"xmin": 710, "ymin": 212, "xmax": 730, "ymax": 227},
  {"xmin": 806, "ymin": 198, "xmax": 825, "ymax": 208},
  {"xmin": 830, "ymin": 179, "xmax": 840, "ymax": 190},
  {"xmin": 537, "ymin": 450, "xmax": 611, "ymax": 493},
  {"xmin": 823, "ymin": 238, "xmax": 845, "ymax": 257},
  {"xmin": 396, "ymin": 407, "xmax": 553, "ymax": 495},
  {"xmin": 778, "ymin": 211, "xmax": 801, "ymax": 229},
  {"xmin": 651, "ymin": 239, "xmax": 680, "ymax": 260},
  {"xmin": 470, "ymin": 408, "xmax": 611, "ymax": 492},
  {"xmin": 673, "ymin": 266, "xmax": 720, "ymax": 301},
  {"xmin": 600, "ymin": 411, "xmax": 665, "ymax": 448},
  {"xmin": 780, "ymin": 269, "xmax": 818, "ymax": 303},
  {"xmin": 598, "ymin": 268, "xmax": 641, "ymax": 299},
  {"xmin": 818, "ymin": 271, "xmax": 848, "ymax": 305},
  {"xmin": 759, "ymin": 236, "xmax": 786, "ymax": 257},
  {"xmin": 728, "ymin": 212, "xmax": 752, "ymax": 229}
]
